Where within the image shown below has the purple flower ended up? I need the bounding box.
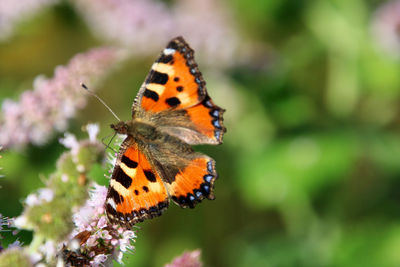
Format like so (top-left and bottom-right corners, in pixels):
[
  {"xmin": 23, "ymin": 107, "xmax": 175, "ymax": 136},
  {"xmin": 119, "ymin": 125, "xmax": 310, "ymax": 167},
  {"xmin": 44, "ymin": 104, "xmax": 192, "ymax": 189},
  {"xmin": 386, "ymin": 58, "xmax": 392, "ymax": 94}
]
[
  {"xmin": 73, "ymin": 0, "xmax": 173, "ymax": 54},
  {"xmin": 72, "ymin": 0, "xmax": 238, "ymax": 68},
  {"xmin": 372, "ymin": 0, "xmax": 400, "ymax": 58},
  {"xmin": 0, "ymin": 0, "xmax": 58, "ymax": 41},
  {"xmin": 72, "ymin": 184, "xmax": 107, "ymax": 233},
  {"xmin": 165, "ymin": 250, "xmax": 203, "ymax": 267},
  {"xmin": 86, "ymin": 123, "xmax": 100, "ymax": 143},
  {"xmin": 0, "ymin": 146, "xmax": 3, "ymax": 179},
  {"xmin": 66, "ymin": 182, "xmax": 136, "ymax": 265},
  {"xmin": 171, "ymin": 0, "xmax": 238, "ymax": 68},
  {"xmin": 0, "ymin": 214, "xmax": 11, "ymax": 235},
  {"xmin": 92, "ymin": 254, "xmax": 109, "ymax": 266},
  {"xmin": 0, "ymin": 47, "xmax": 124, "ymax": 149},
  {"xmin": 38, "ymin": 240, "xmax": 56, "ymax": 263}
]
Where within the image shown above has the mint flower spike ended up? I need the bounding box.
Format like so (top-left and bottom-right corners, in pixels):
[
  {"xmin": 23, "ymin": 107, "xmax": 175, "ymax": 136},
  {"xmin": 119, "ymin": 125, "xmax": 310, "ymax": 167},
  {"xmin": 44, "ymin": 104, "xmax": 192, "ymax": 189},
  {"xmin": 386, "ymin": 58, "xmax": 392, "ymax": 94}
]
[
  {"xmin": 0, "ymin": 0, "xmax": 57, "ymax": 41},
  {"xmin": 64, "ymin": 183, "xmax": 137, "ymax": 266},
  {"xmin": 72, "ymin": 0, "xmax": 238, "ymax": 68},
  {"xmin": 1, "ymin": 124, "xmax": 104, "ymax": 266},
  {"xmin": 372, "ymin": 0, "xmax": 400, "ymax": 58},
  {"xmin": 0, "ymin": 47, "xmax": 124, "ymax": 149},
  {"xmin": 0, "ymin": 146, "xmax": 3, "ymax": 179},
  {"xmin": 57, "ymin": 124, "xmax": 136, "ymax": 266},
  {"xmin": 1, "ymin": 124, "xmax": 206, "ymax": 266},
  {"xmin": 165, "ymin": 250, "xmax": 203, "ymax": 267}
]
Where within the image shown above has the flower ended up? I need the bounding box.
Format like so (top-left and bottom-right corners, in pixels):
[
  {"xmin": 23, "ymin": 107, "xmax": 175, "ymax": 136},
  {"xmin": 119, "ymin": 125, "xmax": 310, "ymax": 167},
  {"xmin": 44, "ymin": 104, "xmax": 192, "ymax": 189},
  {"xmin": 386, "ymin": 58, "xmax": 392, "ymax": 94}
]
[
  {"xmin": 8, "ymin": 126, "xmax": 105, "ymax": 265},
  {"xmin": 73, "ymin": 0, "xmax": 173, "ymax": 55},
  {"xmin": 372, "ymin": 0, "xmax": 400, "ymax": 58},
  {"xmin": 0, "ymin": 146, "xmax": 3, "ymax": 179},
  {"xmin": 165, "ymin": 250, "xmax": 203, "ymax": 267},
  {"xmin": 72, "ymin": 0, "xmax": 238, "ymax": 68},
  {"xmin": 0, "ymin": 0, "xmax": 58, "ymax": 41},
  {"xmin": 59, "ymin": 133, "xmax": 79, "ymax": 155},
  {"xmin": 86, "ymin": 123, "xmax": 100, "ymax": 143},
  {"xmin": 0, "ymin": 47, "xmax": 124, "ymax": 149},
  {"xmin": 13, "ymin": 215, "xmax": 28, "ymax": 229},
  {"xmin": 171, "ymin": 0, "xmax": 238, "ymax": 68},
  {"xmin": 38, "ymin": 240, "xmax": 56, "ymax": 263},
  {"xmin": 0, "ymin": 214, "xmax": 12, "ymax": 240},
  {"xmin": 72, "ymin": 184, "xmax": 108, "ymax": 233},
  {"xmin": 64, "ymin": 183, "xmax": 136, "ymax": 265}
]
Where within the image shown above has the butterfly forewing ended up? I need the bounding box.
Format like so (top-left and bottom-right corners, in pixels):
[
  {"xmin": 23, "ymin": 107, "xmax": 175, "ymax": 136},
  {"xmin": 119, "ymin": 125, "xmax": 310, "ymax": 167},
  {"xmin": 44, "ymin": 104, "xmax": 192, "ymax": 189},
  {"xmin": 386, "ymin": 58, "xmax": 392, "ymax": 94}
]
[
  {"xmin": 134, "ymin": 37, "xmax": 207, "ymax": 113},
  {"xmin": 106, "ymin": 138, "xmax": 169, "ymax": 226}
]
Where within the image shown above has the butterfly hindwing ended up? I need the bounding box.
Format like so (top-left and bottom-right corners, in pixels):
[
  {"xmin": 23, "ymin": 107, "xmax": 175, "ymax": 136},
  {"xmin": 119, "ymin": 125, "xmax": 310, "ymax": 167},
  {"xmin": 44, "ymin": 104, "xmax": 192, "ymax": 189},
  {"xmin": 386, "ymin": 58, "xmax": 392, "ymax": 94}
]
[
  {"xmin": 145, "ymin": 94, "xmax": 225, "ymax": 145},
  {"xmin": 166, "ymin": 154, "xmax": 217, "ymax": 208},
  {"xmin": 144, "ymin": 137, "xmax": 218, "ymax": 209},
  {"xmin": 106, "ymin": 138, "xmax": 169, "ymax": 226}
]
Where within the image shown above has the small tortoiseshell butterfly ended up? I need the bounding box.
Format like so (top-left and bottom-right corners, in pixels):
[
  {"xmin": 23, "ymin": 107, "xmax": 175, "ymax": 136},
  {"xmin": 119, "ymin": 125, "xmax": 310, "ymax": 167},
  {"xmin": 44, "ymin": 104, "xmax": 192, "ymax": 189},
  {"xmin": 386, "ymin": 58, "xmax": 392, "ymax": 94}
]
[{"xmin": 105, "ymin": 37, "xmax": 226, "ymax": 226}]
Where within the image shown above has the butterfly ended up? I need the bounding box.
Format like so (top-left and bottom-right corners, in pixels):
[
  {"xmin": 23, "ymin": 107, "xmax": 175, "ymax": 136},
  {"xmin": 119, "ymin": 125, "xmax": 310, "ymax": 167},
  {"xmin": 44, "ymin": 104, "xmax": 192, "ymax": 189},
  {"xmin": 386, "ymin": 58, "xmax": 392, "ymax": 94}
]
[{"xmin": 105, "ymin": 36, "xmax": 226, "ymax": 227}]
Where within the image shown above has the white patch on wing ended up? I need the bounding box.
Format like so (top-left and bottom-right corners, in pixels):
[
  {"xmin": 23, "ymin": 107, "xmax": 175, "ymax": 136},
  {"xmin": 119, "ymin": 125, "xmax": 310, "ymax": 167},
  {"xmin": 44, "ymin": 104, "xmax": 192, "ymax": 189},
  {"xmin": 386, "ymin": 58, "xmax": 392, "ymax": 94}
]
[
  {"xmin": 177, "ymin": 92, "xmax": 191, "ymax": 105},
  {"xmin": 163, "ymin": 48, "xmax": 176, "ymax": 55},
  {"xmin": 110, "ymin": 179, "xmax": 130, "ymax": 197},
  {"xmin": 146, "ymin": 83, "xmax": 165, "ymax": 95},
  {"xmin": 120, "ymin": 162, "xmax": 137, "ymax": 178},
  {"xmin": 148, "ymin": 181, "xmax": 164, "ymax": 193},
  {"xmin": 152, "ymin": 63, "xmax": 175, "ymax": 76},
  {"xmin": 107, "ymin": 198, "xmax": 117, "ymax": 210}
]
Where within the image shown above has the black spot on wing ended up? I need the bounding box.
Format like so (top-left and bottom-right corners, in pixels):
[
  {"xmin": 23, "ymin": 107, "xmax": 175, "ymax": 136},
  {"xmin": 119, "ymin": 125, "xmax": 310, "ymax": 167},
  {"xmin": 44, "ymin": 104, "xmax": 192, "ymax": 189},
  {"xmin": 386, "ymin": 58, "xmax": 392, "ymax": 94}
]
[
  {"xmin": 143, "ymin": 89, "xmax": 159, "ymax": 102},
  {"xmin": 122, "ymin": 155, "xmax": 138, "ymax": 168},
  {"xmin": 174, "ymin": 77, "xmax": 180, "ymax": 82},
  {"xmin": 146, "ymin": 70, "xmax": 168, "ymax": 85},
  {"xmin": 108, "ymin": 187, "xmax": 123, "ymax": 204},
  {"xmin": 113, "ymin": 166, "xmax": 132, "ymax": 189},
  {"xmin": 166, "ymin": 97, "xmax": 181, "ymax": 107},
  {"xmin": 143, "ymin": 186, "xmax": 149, "ymax": 192},
  {"xmin": 176, "ymin": 86, "xmax": 183, "ymax": 92},
  {"xmin": 167, "ymin": 39, "xmax": 179, "ymax": 50},
  {"xmin": 157, "ymin": 54, "xmax": 173, "ymax": 64},
  {"xmin": 144, "ymin": 170, "xmax": 157, "ymax": 182}
]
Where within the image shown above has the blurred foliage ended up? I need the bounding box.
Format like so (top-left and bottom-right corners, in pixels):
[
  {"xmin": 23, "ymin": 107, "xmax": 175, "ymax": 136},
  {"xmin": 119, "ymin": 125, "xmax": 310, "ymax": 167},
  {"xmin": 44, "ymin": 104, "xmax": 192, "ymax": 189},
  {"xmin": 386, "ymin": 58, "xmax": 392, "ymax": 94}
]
[{"xmin": 2, "ymin": 0, "xmax": 400, "ymax": 266}]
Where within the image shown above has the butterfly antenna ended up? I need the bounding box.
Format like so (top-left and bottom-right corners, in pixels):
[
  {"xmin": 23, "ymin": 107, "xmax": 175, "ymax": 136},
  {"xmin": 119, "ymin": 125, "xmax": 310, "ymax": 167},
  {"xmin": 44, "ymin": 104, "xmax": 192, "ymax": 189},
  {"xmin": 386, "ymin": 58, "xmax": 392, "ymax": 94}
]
[{"xmin": 81, "ymin": 83, "xmax": 121, "ymax": 121}]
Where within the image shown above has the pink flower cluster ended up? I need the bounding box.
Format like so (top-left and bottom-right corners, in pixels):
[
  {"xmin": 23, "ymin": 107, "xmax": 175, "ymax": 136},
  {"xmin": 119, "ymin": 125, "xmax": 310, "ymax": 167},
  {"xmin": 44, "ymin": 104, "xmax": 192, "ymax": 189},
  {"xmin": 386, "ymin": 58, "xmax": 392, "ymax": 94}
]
[
  {"xmin": 1, "ymin": 0, "xmax": 238, "ymax": 68},
  {"xmin": 0, "ymin": 0, "xmax": 57, "ymax": 41},
  {"xmin": 0, "ymin": 146, "xmax": 3, "ymax": 179},
  {"xmin": 73, "ymin": 0, "xmax": 238, "ymax": 68},
  {"xmin": 0, "ymin": 47, "xmax": 123, "ymax": 149},
  {"xmin": 372, "ymin": 0, "xmax": 400, "ymax": 58},
  {"xmin": 67, "ymin": 184, "xmax": 136, "ymax": 266},
  {"xmin": 165, "ymin": 250, "xmax": 203, "ymax": 267}
]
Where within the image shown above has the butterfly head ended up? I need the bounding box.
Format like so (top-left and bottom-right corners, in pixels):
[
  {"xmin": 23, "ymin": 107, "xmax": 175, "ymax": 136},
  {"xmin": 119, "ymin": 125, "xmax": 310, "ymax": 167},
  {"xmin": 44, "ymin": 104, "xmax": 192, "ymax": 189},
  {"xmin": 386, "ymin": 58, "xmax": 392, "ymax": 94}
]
[{"xmin": 110, "ymin": 121, "xmax": 130, "ymax": 135}]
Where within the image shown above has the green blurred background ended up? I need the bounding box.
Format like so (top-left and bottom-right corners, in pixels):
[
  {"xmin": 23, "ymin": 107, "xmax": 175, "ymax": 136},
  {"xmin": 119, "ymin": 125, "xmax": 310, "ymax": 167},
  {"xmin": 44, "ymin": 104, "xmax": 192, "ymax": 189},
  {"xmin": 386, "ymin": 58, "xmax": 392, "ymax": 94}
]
[{"xmin": 2, "ymin": 0, "xmax": 400, "ymax": 266}]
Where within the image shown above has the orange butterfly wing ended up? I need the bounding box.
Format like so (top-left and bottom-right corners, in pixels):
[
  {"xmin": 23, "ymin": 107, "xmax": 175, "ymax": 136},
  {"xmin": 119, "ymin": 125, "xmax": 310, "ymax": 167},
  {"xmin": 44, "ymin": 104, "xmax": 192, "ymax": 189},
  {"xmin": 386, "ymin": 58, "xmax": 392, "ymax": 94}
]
[
  {"xmin": 135, "ymin": 37, "xmax": 226, "ymax": 145},
  {"xmin": 183, "ymin": 94, "xmax": 225, "ymax": 144},
  {"xmin": 107, "ymin": 37, "xmax": 225, "ymax": 226},
  {"xmin": 136, "ymin": 37, "xmax": 206, "ymax": 113},
  {"xmin": 105, "ymin": 138, "xmax": 169, "ymax": 226},
  {"xmin": 166, "ymin": 155, "xmax": 217, "ymax": 208}
]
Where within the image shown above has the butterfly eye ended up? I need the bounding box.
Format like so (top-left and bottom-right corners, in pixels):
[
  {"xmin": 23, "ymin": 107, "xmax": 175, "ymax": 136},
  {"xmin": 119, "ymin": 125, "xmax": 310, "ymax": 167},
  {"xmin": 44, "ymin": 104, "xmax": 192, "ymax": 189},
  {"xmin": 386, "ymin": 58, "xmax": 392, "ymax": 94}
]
[{"xmin": 111, "ymin": 122, "xmax": 129, "ymax": 135}]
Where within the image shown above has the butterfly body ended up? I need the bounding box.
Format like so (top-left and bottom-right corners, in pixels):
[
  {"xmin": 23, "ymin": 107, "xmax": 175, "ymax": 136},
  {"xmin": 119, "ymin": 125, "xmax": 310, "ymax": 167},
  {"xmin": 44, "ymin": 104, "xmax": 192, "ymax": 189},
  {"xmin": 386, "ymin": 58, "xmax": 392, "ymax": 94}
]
[{"xmin": 105, "ymin": 37, "xmax": 226, "ymax": 227}]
